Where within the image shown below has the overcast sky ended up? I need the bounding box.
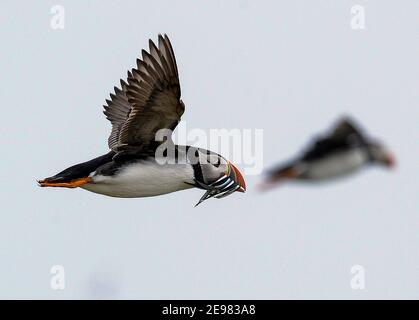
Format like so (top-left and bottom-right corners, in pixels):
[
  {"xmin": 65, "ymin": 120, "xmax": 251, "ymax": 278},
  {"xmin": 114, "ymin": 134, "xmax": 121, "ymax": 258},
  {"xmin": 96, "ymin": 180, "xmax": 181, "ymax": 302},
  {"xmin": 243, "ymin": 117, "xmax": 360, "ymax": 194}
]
[{"xmin": 0, "ymin": 0, "xmax": 418, "ymax": 299}]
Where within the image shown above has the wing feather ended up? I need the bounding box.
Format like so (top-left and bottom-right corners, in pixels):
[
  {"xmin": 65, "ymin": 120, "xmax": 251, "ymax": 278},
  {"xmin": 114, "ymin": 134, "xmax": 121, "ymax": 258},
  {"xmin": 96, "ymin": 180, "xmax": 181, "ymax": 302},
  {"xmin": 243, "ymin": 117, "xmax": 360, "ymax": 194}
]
[
  {"xmin": 102, "ymin": 34, "xmax": 184, "ymax": 155},
  {"xmin": 301, "ymin": 117, "xmax": 367, "ymax": 161},
  {"xmin": 103, "ymin": 82, "xmax": 131, "ymax": 150}
]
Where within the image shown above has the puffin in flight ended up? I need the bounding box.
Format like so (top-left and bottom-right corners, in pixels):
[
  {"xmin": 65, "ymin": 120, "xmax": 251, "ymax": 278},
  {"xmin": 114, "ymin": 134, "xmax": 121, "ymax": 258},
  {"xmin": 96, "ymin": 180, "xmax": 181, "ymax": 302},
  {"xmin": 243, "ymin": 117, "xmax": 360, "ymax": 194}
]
[
  {"xmin": 262, "ymin": 117, "xmax": 395, "ymax": 189},
  {"xmin": 38, "ymin": 34, "xmax": 246, "ymax": 206}
]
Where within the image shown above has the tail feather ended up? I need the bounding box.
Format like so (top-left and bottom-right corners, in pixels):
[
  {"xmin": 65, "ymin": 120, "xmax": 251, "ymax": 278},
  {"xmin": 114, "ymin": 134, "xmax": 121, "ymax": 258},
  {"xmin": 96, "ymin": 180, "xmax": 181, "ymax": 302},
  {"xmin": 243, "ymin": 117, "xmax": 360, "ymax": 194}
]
[
  {"xmin": 37, "ymin": 151, "xmax": 114, "ymax": 189},
  {"xmin": 258, "ymin": 164, "xmax": 301, "ymax": 192}
]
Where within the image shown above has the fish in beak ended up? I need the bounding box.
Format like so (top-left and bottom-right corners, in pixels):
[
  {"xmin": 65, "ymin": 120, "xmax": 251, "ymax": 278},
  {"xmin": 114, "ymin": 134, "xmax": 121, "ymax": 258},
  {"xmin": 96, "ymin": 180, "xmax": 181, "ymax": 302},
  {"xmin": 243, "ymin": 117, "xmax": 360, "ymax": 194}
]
[{"xmin": 195, "ymin": 162, "xmax": 246, "ymax": 207}]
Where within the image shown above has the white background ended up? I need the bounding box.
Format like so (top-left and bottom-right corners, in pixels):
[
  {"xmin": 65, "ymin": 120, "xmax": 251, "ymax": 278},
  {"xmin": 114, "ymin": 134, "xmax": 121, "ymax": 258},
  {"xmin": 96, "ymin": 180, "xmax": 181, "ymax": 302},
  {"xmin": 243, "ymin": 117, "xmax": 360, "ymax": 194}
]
[{"xmin": 0, "ymin": 0, "xmax": 418, "ymax": 298}]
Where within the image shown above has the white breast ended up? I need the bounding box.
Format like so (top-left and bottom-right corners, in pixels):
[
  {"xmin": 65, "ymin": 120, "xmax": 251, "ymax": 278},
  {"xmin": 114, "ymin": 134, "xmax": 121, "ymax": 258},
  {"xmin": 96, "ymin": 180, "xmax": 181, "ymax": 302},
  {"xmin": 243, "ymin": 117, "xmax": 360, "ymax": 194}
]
[
  {"xmin": 302, "ymin": 149, "xmax": 369, "ymax": 180},
  {"xmin": 81, "ymin": 160, "xmax": 195, "ymax": 198}
]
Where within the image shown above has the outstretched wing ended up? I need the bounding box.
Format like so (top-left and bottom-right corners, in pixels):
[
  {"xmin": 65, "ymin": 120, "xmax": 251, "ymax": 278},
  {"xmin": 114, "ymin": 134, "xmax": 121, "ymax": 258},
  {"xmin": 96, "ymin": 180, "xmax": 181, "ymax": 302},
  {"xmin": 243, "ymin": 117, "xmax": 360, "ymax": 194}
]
[
  {"xmin": 301, "ymin": 117, "xmax": 366, "ymax": 161},
  {"xmin": 103, "ymin": 34, "xmax": 184, "ymax": 156},
  {"xmin": 329, "ymin": 117, "xmax": 364, "ymax": 142}
]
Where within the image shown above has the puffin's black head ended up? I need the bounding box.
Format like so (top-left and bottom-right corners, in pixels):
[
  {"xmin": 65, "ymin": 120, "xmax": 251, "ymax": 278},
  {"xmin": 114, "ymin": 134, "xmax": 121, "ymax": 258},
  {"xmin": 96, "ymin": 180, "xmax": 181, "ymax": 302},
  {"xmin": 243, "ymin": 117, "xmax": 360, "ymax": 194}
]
[
  {"xmin": 367, "ymin": 142, "xmax": 396, "ymax": 168},
  {"xmin": 192, "ymin": 149, "xmax": 246, "ymax": 206}
]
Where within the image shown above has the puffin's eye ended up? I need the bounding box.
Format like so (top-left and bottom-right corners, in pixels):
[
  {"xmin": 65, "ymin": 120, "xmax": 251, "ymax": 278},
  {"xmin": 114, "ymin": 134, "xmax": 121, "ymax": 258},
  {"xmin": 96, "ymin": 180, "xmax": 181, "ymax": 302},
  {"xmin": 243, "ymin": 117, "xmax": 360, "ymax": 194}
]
[{"xmin": 214, "ymin": 158, "xmax": 221, "ymax": 168}]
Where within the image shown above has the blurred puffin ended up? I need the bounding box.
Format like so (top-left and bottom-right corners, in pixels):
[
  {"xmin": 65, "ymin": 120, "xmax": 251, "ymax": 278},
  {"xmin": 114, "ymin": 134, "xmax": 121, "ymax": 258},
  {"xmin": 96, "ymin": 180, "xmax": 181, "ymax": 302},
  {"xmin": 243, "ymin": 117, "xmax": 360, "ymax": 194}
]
[
  {"xmin": 38, "ymin": 34, "xmax": 246, "ymax": 206},
  {"xmin": 261, "ymin": 117, "xmax": 395, "ymax": 189}
]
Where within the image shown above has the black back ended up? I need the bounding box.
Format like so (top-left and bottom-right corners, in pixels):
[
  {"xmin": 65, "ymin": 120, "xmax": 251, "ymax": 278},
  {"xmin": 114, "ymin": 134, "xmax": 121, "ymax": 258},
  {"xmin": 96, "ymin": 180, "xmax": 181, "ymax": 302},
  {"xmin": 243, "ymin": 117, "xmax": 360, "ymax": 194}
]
[
  {"xmin": 301, "ymin": 118, "xmax": 367, "ymax": 162},
  {"xmin": 45, "ymin": 151, "xmax": 115, "ymax": 183}
]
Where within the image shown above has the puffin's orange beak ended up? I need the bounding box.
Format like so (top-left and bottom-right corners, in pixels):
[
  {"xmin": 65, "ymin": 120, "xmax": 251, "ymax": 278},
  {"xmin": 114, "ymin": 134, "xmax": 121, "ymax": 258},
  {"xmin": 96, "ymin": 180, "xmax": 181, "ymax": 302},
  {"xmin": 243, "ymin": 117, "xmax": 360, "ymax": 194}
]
[{"xmin": 229, "ymin": 162, "xmax": 246, "ymax": 192}]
